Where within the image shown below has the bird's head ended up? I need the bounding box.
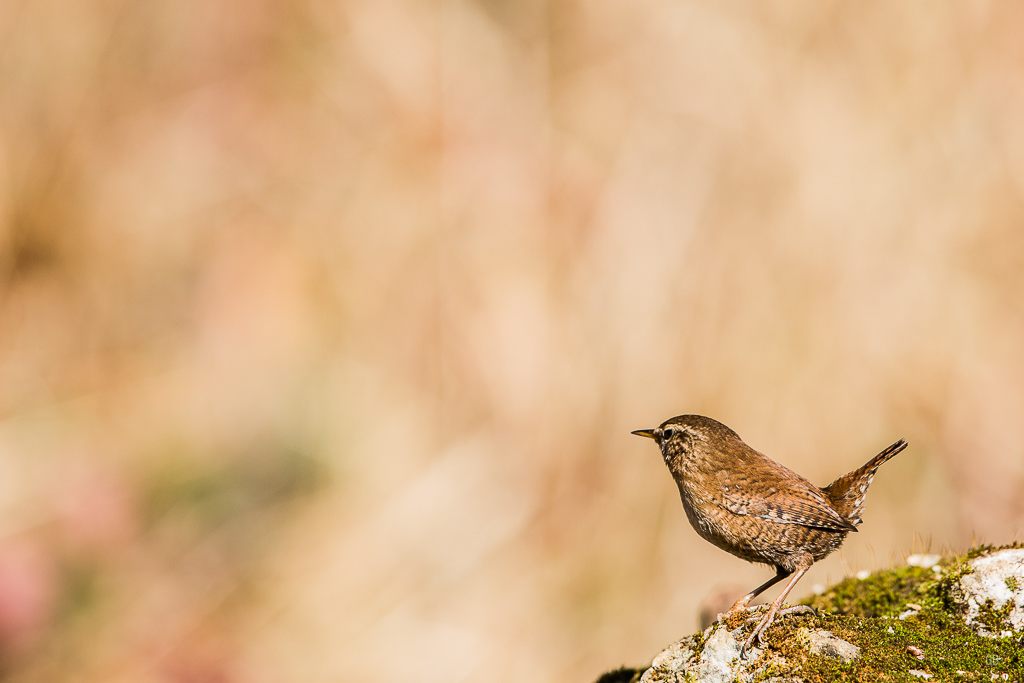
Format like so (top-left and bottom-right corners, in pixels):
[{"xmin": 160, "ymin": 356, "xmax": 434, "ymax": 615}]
[{"xmin": 632, "ymin": 414, "xmax": 740, "ymax": 470}]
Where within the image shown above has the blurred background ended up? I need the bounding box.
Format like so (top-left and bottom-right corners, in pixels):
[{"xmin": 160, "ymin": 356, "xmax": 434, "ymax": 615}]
[{"xmin": 1, "ymin": 1, "xmax": 1024, "ymax": 681}]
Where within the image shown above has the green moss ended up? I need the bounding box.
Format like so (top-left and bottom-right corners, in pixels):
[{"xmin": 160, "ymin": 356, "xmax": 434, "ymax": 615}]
[
  {"xmin": 1006, "ymin": 576, "xmax": 1019, "ymax": 592},
  {"xmin": 801, "ymin": 565, "xmax": 936, "ymax": 618},
  {"xmin": 974, "ymin": 598, "xmax": 1014, "ymax": 635},
  {"xmin": 742, "ymin": 607, "xmax": 1023, "ymax": 682},
  {"xmin": 771, "ymin": 550, "xmax": 1024, "ymax": 681},
  {"xmin": 776, "ymin": 549, "xmax": 1022, "ymax": 680},
  {"xmin": 963, "ymin": 540, "xmax": 1024, "ymax": 563}
]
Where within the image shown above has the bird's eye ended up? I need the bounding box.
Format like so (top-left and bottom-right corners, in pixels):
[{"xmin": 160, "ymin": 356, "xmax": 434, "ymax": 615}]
[{"xmin": 661, "ymin": 427, "xmax": 675, "ymax": 439}]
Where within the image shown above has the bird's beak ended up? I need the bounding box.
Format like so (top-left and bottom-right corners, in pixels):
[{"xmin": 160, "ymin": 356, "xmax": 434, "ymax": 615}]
[{"xmin": 631, "ymin": 428, "xmax": 657, "ymax": 440}]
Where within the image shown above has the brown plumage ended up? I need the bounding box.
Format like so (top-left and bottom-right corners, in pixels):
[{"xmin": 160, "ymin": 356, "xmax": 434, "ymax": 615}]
[{"xmin": 632, "ymin": 414, "xmax": 907, "ymax": 658}]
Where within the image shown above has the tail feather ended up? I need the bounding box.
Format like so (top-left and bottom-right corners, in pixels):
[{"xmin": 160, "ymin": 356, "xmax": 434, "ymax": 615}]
[{"xmin": 823, "ymin": 438, "xmax": 907, "ymax": 526}]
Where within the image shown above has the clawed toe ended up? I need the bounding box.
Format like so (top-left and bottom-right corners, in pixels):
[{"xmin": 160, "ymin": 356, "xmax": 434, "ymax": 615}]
[
  {"xmin": 738, "ymin": 605, "xmax": 816, "ymax": 659},
  {"xmin": 779, "ymin": 605, "xmax": 816, "ymax": 617},
  {"xmin": 739, "ymin": 614, "xmax": 769, "ymax": 659},
  {"xmin": 715, "ymin": 603, "xmax": 765, "ymax": 626},
  {"xmin": 742, "ymin": 604, "xmax": 771, "ymax": 623},
  {"xmin": 738, "ymin": 627, "xmax": 763, "ymax": 659}
]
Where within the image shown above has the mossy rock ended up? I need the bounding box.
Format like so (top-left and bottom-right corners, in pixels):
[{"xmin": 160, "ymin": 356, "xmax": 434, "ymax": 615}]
[{"xmin": 595, "ymin": 544, "xmax": 1024, "ymax": 683}]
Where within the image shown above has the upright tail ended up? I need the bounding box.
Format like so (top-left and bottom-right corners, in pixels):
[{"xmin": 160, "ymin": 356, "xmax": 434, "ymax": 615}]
[{"xmin": 823, "ymin": 438, "xmax": 908, "ymax": 527}]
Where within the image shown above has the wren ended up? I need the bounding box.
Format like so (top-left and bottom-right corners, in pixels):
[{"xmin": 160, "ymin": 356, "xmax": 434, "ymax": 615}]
[{"xmin": 632, "ymin": 415, "xmax": 907, "ymax": 658}]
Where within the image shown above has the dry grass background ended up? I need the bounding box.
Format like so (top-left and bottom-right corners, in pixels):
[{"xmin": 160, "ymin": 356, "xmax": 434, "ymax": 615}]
[{"xmin": 1, "ymin": 1, "xmax": 1024, "ymax": 681}]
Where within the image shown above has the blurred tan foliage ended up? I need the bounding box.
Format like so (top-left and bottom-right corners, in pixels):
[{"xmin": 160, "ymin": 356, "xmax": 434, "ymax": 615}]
[{"xmin": 1, "ymin": 1, "xmax": 1024, "ymax": 681}]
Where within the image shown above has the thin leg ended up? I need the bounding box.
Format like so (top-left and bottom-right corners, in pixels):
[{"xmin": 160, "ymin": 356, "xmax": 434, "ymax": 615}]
[
  {"xmin": 728, "ymin": 568, "xmax": 790, "ymax": 613},
  {"xmin": 739, "ymin": 563, "xmax": 812, "ymax": 659}
]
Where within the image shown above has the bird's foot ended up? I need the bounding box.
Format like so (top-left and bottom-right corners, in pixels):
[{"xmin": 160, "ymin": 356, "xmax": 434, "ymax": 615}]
[
  {"xmin": 739, "ymin": 604, "xmax": 768, "ymax": 621},
  {"xmin": 738, "ymin": 605, "xmax": 816, "ymax": 659},
  {"xmin": 716, "ymin": 603, "xmax": 768, "ymax": 628},
  {"xmin": 739, "ymin": 612, "xmax": 770, "ymax": 660}
]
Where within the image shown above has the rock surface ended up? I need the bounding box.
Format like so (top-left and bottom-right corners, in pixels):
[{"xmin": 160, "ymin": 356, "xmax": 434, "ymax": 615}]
[
  {"xmin": 799, "ymin": 628, "xmax": 860, "ymax": 662},
  {"xmin": 640, "ymin": 625, "xmax": 764, "ymax": 683},
  {"xmin": 955, "ymin": 548, "xmax": 1024, "ymax": 637},
  {"xmin": 597, "ymin": 545, "xmax": 1024, "ymax": 683},
  {"xmin": 638, "ymin": 636, "xmax": 696, "ymax": 681},
  {"xmin": 638, "ymin": 624, "xmax": 861, "ymax": 682}
]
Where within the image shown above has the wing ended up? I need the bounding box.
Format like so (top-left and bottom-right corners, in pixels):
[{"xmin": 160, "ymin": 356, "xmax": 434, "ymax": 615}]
[{"xmin": 714, "ymin": 468, "xmax": 856, "ymax": 532}]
